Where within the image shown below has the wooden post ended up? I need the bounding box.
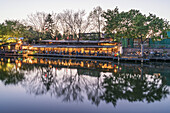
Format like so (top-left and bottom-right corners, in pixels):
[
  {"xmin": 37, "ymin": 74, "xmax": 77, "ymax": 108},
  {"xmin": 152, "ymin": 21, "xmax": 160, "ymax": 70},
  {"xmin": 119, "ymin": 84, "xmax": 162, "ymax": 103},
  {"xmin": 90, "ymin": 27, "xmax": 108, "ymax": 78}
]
[
  {"xmin": 118, "ymin": 51, "xmax": 120, "ymax": 62},
  {"xmin": 141, "ymin": 58, "xmax": 143, "ymax": 63},
  {"xmin": 140, "ymin": 63, "xmax": 143, "ymax": 80}
]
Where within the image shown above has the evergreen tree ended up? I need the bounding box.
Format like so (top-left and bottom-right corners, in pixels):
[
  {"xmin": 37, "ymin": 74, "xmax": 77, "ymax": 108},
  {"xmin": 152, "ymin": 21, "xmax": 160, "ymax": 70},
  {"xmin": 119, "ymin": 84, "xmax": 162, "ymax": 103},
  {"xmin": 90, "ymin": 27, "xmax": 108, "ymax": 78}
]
[
  {"xmin": 102, "ymin": 7, "xmax": 169, "ymax": 57},
  {"xmin": 44, "ymin": 14, "xmax": 55, "ymax": 39}
]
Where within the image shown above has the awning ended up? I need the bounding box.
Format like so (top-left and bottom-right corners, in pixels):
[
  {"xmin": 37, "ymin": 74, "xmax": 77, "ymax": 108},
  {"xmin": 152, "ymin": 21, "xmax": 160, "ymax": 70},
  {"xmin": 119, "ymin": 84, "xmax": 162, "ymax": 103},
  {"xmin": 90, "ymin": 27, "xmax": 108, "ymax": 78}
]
[{"xmin": 32, "ymin": 44, "xmax": 116, "ymax": 48}]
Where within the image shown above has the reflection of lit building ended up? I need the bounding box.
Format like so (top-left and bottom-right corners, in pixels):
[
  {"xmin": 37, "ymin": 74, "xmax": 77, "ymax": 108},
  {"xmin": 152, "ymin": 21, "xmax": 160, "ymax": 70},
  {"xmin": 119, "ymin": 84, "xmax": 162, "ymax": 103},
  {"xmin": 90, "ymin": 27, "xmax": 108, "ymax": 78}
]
[
  {"xmin": 20, "ymin": 57, "xmax": 120, "ymax": 71},
  {"xmin": 0, "ymin": 56, "xmax": 122, "ymax": 74},
  {"xmin": 0, "ymin": 57, "xmax": 169, "ymax": 108}
]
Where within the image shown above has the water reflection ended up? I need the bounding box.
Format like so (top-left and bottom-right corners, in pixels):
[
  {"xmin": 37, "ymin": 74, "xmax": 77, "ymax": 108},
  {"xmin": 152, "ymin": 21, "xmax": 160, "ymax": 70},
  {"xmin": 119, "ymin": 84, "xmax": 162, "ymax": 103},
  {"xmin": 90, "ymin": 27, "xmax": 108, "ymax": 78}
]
[
  {"xmin": 102, "ymin": 73, "xmax": 168, "ymax": 106},
  {"xmin": 0, "ymin": 57, "xmax": 169, "ymax": 107},
  {"xmin": 0, "ymin": 60, "xmax": 24, "ymax": 85}
]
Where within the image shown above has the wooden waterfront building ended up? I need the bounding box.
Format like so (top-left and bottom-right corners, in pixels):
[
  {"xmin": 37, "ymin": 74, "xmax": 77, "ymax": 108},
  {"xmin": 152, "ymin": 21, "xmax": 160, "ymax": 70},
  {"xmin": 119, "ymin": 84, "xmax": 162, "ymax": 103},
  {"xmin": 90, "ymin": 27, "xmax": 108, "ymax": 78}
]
[{"xmin": 27, "ymin": 40, "xmax": 118, "ymax": 57}]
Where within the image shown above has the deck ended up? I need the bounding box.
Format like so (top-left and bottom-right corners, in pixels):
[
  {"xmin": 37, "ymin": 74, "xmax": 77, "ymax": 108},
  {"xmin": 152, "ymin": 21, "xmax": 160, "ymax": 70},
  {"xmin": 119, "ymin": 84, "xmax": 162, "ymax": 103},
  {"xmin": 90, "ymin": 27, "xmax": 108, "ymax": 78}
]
[{"xmin": 1, "ymin": 51, "xmax": 170, "ymax": 62}]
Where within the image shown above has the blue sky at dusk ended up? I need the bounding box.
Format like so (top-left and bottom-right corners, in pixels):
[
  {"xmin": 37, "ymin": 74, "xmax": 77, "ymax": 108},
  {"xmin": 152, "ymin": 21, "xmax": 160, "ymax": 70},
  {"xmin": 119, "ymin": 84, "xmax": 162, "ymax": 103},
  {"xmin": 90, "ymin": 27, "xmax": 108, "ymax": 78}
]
[{"xmin": 0, "ymin": 0, "xmax": 170, "ymax": 23}]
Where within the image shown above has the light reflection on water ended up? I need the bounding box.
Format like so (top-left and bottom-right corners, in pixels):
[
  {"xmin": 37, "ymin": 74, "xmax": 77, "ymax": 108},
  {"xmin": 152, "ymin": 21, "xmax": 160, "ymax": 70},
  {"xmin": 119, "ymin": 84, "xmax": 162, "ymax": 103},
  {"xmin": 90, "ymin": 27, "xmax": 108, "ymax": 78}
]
[{"xmin": 0, "ymin": 57, "xmax": 170, "ymax": 113}]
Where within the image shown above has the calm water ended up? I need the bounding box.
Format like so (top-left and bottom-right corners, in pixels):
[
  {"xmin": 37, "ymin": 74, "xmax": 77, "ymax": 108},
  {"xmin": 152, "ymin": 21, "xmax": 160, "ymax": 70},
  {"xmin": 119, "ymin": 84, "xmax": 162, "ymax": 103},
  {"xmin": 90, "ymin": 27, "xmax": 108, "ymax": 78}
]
[{"xmin": 0, "ymin": 57, "xmax": 170, "ymax": 113}]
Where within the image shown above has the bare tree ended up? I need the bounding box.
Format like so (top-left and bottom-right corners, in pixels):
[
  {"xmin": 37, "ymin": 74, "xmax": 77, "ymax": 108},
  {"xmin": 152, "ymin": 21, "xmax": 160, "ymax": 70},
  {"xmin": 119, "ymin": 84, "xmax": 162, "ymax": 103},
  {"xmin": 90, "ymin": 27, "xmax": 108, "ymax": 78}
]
[
  {"xmin": 58, "ymin": 9, "xmax": 90, "ymax": 39},
  {"xmin": 58, "ymin": 10, "xmax": 76, "ymax": 38},
  {"xmin": 50, "ymin": 12, "xmax": 61, "ymax": 38},
  {"xmin": 58, "ymin": 11, "xmax": 71, "ymax": 39},
  {"xmin": 24, "ymin": 12, "xmax": 61, "ymax": 40},
  {"xmin": 88, "ymin": 6, "xmax": 105, "ymax": 38},
  {"xmin": 26, "ymin": 12, "xmax": 47, "ymax": 32}
]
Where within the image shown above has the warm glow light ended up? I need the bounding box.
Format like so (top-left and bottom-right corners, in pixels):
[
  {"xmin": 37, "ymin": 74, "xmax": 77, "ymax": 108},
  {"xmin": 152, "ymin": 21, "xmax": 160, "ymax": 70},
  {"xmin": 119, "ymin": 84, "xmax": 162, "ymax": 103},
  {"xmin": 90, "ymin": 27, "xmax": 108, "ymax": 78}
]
[
  {"xmin": 87, "ymin": 64, "xmax": 90, "ymax": 68},
  {"xmin": 15, "ymin": 60, "xmax": 18, "ymax": 64},
  {"xmin": 7, "ymin": 63, "xmax": 14, "ymax": 69},
  {"xmin": 114, "ymin": 69, "xmax": 117, "ymax": 73},
  {"xmin": 103, "ymin": 48, "xmax": 107, "ymax": 51},
  {"xmin": 18, "ymin": 40, "xmax": 22, "ymax": 44},
  {"xmin": 22, "ymin": 46, "xmax": 28, "ymax": 49},
  {"xmin": 18, "ymin": 62, "xmax": 22, "ymax": 68},
  {"xmin": 40, "ymin": 59, "xmax": 44, "ymax": 64},
  {"xmin": 49, "ymin": 65, "xmax": 52, "ymax": 68},
  {"xmin": 80, "ymin": 62, "xmax": 84, "ymax": 67},
  {"xmin": 100, "ymin": 43, "xmax": 116, "ymax": 46},
  {"xmin": 8, "ymin": 45, "xmax": 10, "ymax": 50},
  {"xmin": 153, "ymin": 73, "xmax": 161, "ymax": 76},
  {"xmin": 29, "ymin": 47, "xmax": 33, "ymax": 50},
  {"xmin": 23, "ymin": 54, "xmax": 28, "ymax": 57},
  {"xmin": 114, "ymin": 46, "xmax": 118, "ymax": 49},
  {"xmin": 8, "ymin": 58, "xmax": 10, "ymax": 63},
  {"xmin": 29, "ymin": 59, "xmax": 33, "ymax": 64},
  {"xmin": 23, "ymin": 59, "xmax": 27, "ymax": 63},
  {"xmin": 49, "ymin": 61, "xmax": 51, "ymax": 64}
]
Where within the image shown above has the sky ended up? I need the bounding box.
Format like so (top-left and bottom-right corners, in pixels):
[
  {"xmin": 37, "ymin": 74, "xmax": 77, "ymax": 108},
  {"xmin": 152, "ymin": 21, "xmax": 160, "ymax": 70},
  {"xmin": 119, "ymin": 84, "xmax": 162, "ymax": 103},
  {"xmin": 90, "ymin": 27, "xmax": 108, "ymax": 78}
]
[{"xmin": 0, "ymin": 0, "xmax": 170, "ymax": 23}]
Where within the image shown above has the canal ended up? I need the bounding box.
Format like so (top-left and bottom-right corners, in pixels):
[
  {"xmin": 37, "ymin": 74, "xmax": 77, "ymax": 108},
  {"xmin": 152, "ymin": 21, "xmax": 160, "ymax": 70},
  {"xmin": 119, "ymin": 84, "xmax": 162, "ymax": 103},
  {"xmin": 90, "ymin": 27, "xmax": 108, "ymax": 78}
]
[{"xmin": 0, "ymin": 57, "xmax": 170, "ymax": 113}]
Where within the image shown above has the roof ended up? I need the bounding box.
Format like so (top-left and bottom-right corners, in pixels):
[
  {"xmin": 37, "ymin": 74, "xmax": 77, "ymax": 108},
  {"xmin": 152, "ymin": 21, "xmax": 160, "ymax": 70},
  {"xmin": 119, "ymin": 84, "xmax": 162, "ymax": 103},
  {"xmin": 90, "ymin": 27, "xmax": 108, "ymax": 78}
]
[
  {"xmin": 21, "ymin": 44, "xmax": 29, "ymax": 46},
  {"xmin": 39, "ymin": 40, "xmax": 116, "ymax": 44},
  {"xmin": 0, "ymin": 43, "xmax": 18, "ymax": 46},
  {"xmin": 32, "ymin": 44, "xmax": 116, "ymax": 48},
  {"xmin": 10, "ymin": 43, "xmax": 18, "ymax": 45},
  {"xmin": 0, "ymin": 43, "xmax": 9, "ymax": 47}
]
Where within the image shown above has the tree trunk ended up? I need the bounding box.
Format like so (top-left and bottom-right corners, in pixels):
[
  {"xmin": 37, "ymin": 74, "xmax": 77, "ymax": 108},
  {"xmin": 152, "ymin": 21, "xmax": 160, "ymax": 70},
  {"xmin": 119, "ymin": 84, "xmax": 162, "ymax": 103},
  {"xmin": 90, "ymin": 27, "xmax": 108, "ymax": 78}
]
[
  {"xmin": 141, "ymin": 43, "xmax": 144, "ymax": 57},
  {"xmin": 140, "ymin": 36, "xmax": 144, "ymax": 57},
  {"xmin": 98, "ymin": 16, "xmax": 100, "ymax": 41},
  {"xmin": 78, "ymin": 29, "xmax": 80, "ymax": 42},
  {"xmin": 140, "ymin": 66, "xmax": 143, "ymax": 80},
  {"xmin": 140, "ymin": 36, "xmax": 144, "ymax": 63}
]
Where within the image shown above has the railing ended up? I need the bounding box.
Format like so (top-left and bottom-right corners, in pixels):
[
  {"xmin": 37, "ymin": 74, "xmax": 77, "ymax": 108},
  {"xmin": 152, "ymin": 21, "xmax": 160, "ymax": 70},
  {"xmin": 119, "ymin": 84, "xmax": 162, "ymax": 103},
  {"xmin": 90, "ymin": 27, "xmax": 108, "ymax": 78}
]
[
  {"xmin": 124, "ymin": 51, "xmax": 170, "ymax": 59},
  {"xmin": 149, "ymin": 44, "xmax": 170, "ymax": 49},
  {"xmin": 32, "ymin": 50, "xmax": 113, "ymax": 57}
]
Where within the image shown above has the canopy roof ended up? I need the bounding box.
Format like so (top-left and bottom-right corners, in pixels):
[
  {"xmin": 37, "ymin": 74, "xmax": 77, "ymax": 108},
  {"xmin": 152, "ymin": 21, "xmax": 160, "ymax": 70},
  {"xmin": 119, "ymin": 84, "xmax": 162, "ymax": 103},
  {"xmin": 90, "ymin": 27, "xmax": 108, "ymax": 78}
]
[
  {"xmin": 39, "ymin": 40, "xmax": 116, "ymax": 44},
  {"xmin": 32, "ymin": 44, "xmax": 116, "ymax": 48}
]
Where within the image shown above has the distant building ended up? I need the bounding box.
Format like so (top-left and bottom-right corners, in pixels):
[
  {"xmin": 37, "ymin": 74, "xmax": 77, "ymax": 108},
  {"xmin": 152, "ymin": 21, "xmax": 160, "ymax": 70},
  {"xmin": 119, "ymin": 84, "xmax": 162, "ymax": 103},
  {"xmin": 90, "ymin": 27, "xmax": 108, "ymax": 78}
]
[
  {"xmin": 79, "ymin": 33, "xmax": 101, "ymax": 40},
  {"xmin": 167, "ymin": 31, "xmax": 170, "ymax": 38},
  {"xmin": 121, "ymin": 32, "xmax": 170, "ymax": 48}
]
